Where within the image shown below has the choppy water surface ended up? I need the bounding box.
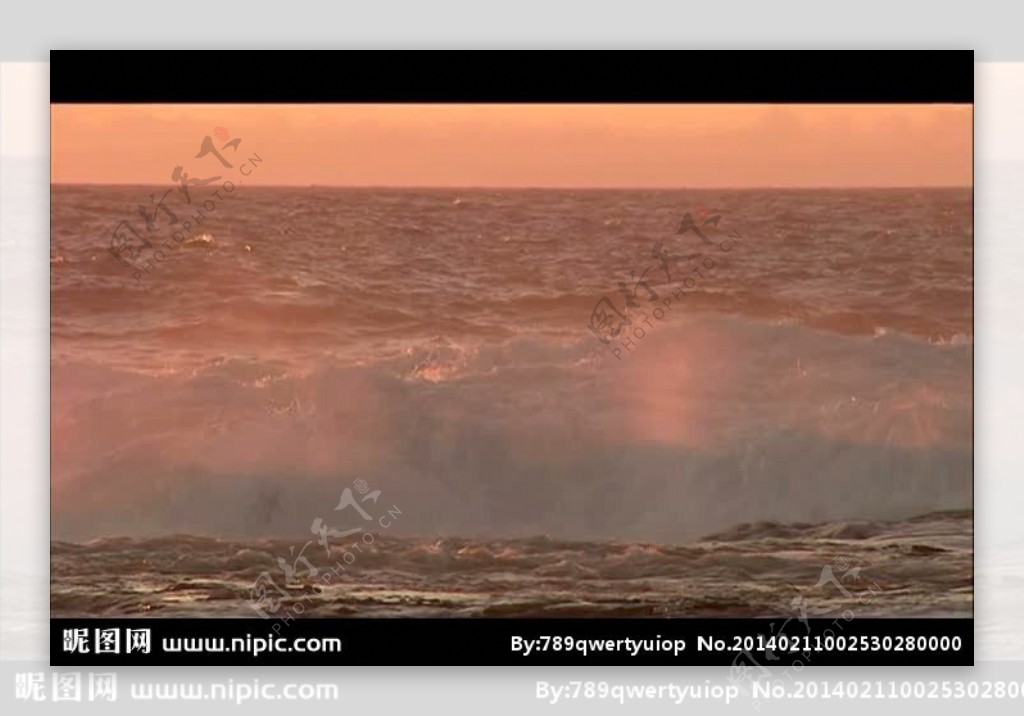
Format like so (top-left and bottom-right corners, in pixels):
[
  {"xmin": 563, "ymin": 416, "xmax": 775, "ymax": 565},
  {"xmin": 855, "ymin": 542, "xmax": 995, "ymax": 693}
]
[{"xmin": 51, "ymin": 186, "xmax": 973, "ymax": 616}]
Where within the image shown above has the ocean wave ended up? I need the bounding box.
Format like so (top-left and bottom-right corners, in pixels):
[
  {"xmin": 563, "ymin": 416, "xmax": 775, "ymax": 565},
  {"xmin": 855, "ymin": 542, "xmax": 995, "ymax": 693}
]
[
  {"xmin": 52, "ymin": 313, "xmax": 970, "ymax": 544},
  {"xmin": 51, "ymin": 510, "xmax": 972, "ymax": 618},
  {"xmin": 50, "ymin": 187, "xmax": 973, "ymax": 556}
]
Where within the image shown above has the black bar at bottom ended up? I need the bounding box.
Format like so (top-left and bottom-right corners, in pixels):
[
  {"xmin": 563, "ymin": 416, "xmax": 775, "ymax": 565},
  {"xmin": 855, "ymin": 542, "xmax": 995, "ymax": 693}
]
[{"xmin": 51, "ymin": 618, "xmax": 972, "ymax": 666}]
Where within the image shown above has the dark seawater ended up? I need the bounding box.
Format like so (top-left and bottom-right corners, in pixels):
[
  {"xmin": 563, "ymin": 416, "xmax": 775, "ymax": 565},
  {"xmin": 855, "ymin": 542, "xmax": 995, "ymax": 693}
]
[{"xmin": 50, "ymin": 186, "xmax": 973, "ymax": 616}]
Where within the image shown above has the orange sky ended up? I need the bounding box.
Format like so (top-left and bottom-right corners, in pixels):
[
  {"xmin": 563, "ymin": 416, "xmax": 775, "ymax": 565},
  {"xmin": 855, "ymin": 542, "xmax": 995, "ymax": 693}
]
[{"xmin": 50, "ymin": 104, "xmax": 972, "ymax": 188}]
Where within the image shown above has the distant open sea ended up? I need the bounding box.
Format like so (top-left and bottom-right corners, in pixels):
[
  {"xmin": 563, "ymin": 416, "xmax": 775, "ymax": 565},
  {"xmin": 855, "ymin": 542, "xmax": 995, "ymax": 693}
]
[{"xmin": 50, "ymin": 186, "xmax": 972, "ymax": 617}]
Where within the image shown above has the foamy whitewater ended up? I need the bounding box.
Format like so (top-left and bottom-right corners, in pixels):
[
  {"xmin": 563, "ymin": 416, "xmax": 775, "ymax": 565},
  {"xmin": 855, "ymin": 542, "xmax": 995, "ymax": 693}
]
[{"xmin": 51, "ymin": 187, "xmax": 972, "ymax": 617}]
